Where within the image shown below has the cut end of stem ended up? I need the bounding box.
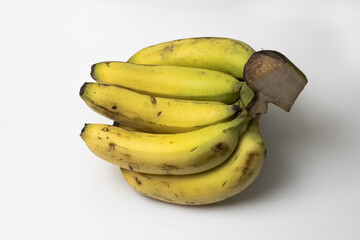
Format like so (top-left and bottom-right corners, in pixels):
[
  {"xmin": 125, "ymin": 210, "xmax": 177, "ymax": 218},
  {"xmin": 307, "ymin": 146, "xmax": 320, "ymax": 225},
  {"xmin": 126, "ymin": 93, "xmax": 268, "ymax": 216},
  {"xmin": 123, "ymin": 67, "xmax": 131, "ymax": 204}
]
[{"xmin": 244, "ymin": 50, "xmax": 308, "ymax": 117}]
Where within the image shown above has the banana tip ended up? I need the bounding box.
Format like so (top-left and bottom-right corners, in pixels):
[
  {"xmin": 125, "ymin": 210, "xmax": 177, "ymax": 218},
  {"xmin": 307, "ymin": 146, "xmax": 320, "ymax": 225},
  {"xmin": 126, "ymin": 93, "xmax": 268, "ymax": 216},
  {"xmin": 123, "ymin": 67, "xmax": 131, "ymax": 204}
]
[
  {"xmin": 79, "ymin": 83, "xmax": 87, "ymax": 96},
  {"xmin": 90, "ymin": 64, "xmax": 95, "ymax": 78},
  {"xmin": 80, "ymin": 123, "xmax": 88, "ymax": 137}
]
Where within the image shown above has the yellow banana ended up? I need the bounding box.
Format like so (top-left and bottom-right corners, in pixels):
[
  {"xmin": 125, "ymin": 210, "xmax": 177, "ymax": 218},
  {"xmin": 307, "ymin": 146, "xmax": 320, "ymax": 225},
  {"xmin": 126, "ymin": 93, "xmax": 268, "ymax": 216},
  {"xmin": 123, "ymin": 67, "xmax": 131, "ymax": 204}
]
[
  {"xmin": 121, "ymin": 117, "xmax": 265, "ymax": 205},
  {"xmin": 91, "ymin": 61, "xmax": 242, "ymax": 104},
  {"xmin": 80, "ymin": 82, "xmax": 245, "ymax": 134},
  {"xmin": 80, "ymin": 114, "xmax": 249, "ymax": 175},
  {"xmin": 128, "ymin": 37, "xmax": 255, "ymax": 79}
]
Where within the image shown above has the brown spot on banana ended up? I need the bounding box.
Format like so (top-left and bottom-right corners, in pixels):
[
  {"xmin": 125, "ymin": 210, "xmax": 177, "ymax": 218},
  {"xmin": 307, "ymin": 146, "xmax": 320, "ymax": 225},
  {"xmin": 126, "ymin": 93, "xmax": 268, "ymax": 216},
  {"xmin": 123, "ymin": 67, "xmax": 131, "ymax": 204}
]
[
  {"xmin": 211, "ymin": 142, "xmax": 228, "ymax": 153},
  {"xmin": 190, "ymin": 147, "xmax": 198, "ymax": 152},
  {"xmin": 235, "ymin": 152, "xmax": 261, "ymax": 183},
  {"xmin": 109, "ymin": 143, "xmax": 115, "ymax": 150},
  {"xmin": 133, "ymin": 176, "xmax": 142, "ymax": 186},
  {"xmin": 161, "ymin": 164, "xmax": 180, "ymax": 171},
  {"xmin": 160, "ymin": 43, "xmax": 175, "ymax": 59},
  {"xmin": 191, "ymin": 143, "xmax": 230, "ymax": 168},
  {"xmin": 150, "ymin": 96, "xmax": 157, "ymax": 106},
  {"xmin": 127, "ymin": 163, "xmax": 140, "ymax": 171},
  {"xmin": 164, "ymin": 43, "xmax": 174, "ymax": 52}
]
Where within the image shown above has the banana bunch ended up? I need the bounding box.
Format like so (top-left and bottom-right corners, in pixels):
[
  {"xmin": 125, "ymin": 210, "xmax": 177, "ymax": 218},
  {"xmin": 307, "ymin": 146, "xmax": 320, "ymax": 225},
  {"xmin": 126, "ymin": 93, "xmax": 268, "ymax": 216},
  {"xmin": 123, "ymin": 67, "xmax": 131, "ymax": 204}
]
[{"xmin": 80, "ymin": 37, "xmax": 267, "ymax": 205}]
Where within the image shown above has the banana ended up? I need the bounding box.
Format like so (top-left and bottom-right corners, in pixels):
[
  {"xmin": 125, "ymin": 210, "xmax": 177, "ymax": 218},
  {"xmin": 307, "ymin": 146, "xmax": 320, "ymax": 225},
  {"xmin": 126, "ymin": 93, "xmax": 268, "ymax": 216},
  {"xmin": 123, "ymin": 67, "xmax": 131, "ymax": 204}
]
[
  {"xmin": 80, "ymin": 82, "xmax": 248, "ymax": 134},
  {"xmin": 91, "ymin": 61, "xmax": 242, "ymax": 104},
  {"xmin": 121, "ymin": 117, "xmax": 266, "ymax": 205},
  {"xmin": 128, "ymin": 37, "xmax": 255, "ymax": 79},
  {"xmin": 80, "ymin": 114, "xmax": 249, "ymax": 175}
]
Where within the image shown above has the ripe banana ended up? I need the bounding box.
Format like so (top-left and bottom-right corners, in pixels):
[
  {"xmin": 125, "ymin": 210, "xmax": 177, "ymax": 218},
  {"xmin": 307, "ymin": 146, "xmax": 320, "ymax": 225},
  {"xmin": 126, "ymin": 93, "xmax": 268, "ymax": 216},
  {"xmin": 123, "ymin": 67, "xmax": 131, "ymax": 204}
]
[
  {"xmin": 80, "ymin": 82, "xmax": 249, "ymax": 134},
  {"xmin": 91, "ymin": 61, "xmax": 242, "ymax": 104},
  {"xmin": 128, "ymin": 37, "xmax": 255, "ymax": 79},
  {"xmin": 121, "ymin": 117, "xmax": 266, "ymax": 205},
  {"xmin": 80, "ymin": 114, "xmax": 249, "ymax": 175}
]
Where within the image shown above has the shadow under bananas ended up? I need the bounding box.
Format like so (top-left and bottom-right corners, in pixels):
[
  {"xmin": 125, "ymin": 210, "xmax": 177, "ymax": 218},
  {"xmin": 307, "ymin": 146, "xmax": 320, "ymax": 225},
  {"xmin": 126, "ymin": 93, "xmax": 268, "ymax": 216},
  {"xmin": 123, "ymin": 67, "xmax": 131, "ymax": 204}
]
[
  {"xmin": 212, "ymin": 99, "xmax": 339, "ymax": 207},
  {"xmin": 216, "ymin": 106, "xmax": 299, "ymax": 206}
]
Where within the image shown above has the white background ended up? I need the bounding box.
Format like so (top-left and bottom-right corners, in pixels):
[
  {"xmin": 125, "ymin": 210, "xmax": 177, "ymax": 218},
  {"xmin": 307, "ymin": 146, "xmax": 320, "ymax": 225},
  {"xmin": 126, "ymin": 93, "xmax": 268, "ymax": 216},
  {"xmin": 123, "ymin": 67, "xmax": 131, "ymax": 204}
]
[{"xmin": 1, "ymin": 0, "xmax": 359, "ymax": 239}]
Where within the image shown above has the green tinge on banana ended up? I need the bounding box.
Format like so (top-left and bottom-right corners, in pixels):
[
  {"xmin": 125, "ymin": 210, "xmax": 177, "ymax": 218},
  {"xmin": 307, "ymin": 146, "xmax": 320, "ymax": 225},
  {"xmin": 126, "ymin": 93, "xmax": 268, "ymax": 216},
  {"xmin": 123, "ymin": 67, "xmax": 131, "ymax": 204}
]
[
  {"xmin": 128, "ymin": 37, "xmax": 255, "ymax": 79},
  {"xmin": 121, "ymin": 118, "xmax": 266, "ymax": 205},
  {"xmin": 80, "ymin": 115, "xmax": 250, "ymax": 175},
  {"xmin": 80, "ymin": 82, "xmax": 245, "ymax": 134},
  {"xmin": 91, "ymin": 61, "xmax": 242, "ymax": 104}
]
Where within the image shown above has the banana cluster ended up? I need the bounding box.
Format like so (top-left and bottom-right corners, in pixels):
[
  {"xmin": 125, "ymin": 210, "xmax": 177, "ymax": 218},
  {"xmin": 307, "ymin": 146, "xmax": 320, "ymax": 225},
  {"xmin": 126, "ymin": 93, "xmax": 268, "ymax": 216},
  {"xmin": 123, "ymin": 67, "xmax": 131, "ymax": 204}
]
[{"xmin": 80, "ymin": 37, "xmax": 267, "ymax": 205}]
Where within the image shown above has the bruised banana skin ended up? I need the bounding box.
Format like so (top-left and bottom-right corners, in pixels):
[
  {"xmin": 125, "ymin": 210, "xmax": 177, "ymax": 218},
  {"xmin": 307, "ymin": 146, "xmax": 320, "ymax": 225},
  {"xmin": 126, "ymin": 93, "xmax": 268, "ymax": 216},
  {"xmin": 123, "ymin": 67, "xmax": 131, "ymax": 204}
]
[
  {"xmin": 80, "ymin": 82, "xmax": 246, "ymax": 134},
  {"xmin": 128, "ymin": 37, "xmax": 255, "ymax": 79},
  {"xmin": 121, "ymin": 118, "xmax": 266, "ymax": 205},
  {"xmin": 91, "ymin": 61, "xmax": 242, "ymax": 104},
  {"xmin": 80, "ymin": 115, "xmax": 249, "ymax": 175}
]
